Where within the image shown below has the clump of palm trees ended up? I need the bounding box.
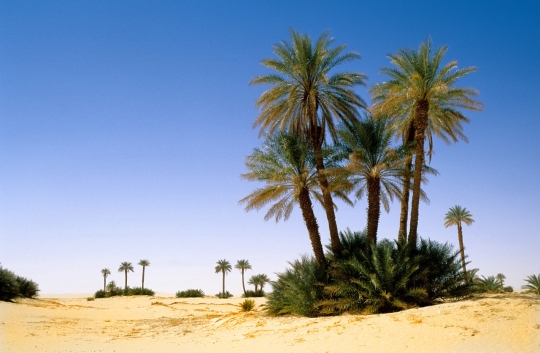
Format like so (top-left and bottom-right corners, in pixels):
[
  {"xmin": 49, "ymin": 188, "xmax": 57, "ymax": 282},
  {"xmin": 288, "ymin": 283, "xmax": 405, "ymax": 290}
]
[
  {"xmin": 95, "ymin": 259, "xmax": 154, "ymax": 298},
  {"xmin": 214, "ymin": 259, "xmax": 270, "ymax": 298},
  {"xmin": 244, "ymin": 30, "xmax": 485, "ymax": 316}
]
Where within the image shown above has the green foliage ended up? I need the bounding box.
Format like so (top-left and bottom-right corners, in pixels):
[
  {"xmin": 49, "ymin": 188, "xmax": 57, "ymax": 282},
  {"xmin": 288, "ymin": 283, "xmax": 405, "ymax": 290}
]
[
  {"xmin": 15, "ymin": 276, "xmax": 40, "ymax": 298},
  {"xmin": 239, "ymin": 299, "xmax": 256, "ymax": 312},
  {"xmin": 87, "ymin": 297, "xmax": 95, "ymax": 301},
  {"xmin": 522, "ymin": 274, "xmax": 540, "ymax": 295},
  {"xmin": 128, "ymin": 287, "xmax": 155, "ymax": 296},
  {"xmin": 242, "ymin": 290, "xmax": 265, "ymax": 298},
  {"xmin": 216, "ymin": 291, "xmax": 233, "ymax": 299},
  {"xmin": 0, "ymin": 267, "xmax": 20, "ymax": 302},
  {"xmin": 94, "ymin": 289, "xmax": 107, "ymax": 298},
  {"xmin": 265, "ymin": 256, "xmax": 326, "ymax": 317},
  {"xmin": 503, "ymin": 286, "xmax": 513, "ymax": 293},
  {"xmin": 176, "ymin": 289, "xmax": 205, "ymax": 298},
  {"xmin": 475, "ymin": 276, "xmax": 503, "ymax": 293}
]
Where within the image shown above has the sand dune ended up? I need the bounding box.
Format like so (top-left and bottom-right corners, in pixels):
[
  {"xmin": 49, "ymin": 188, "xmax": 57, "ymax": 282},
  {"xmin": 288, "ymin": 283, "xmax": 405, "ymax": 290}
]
[{"xmin": 1, "ymin": 293, "xmax": 539, "ymax": 352}]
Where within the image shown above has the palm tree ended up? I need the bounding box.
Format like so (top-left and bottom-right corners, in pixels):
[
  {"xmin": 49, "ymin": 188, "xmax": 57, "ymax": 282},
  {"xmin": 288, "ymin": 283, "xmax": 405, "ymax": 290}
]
[
  {"xmin": 106, "ymin": 280, "xmax": 117, "ymax": 292},
  {"xmin": 215, "ymin": 259, "xmax": 232, "ymax": 296},
  {"xmin": 138, "ymin": 259, "xmax": 150, "ymax": 290},
  {"xmin": 257, "ymin": 274, "xmax": 270, "ymax": 292},
  {"xmin": 251, "ymin": 29, "xmax": 367, "ymax": 258},
  {"xmin": 371, "ymin": 38, "xmax": 482, "ymax": 246},
  {"xmin": 118, "ymin": 262, "xmax": 134, "ymax": 292},
  {"xmin": 240, "ymin": 133, "xmax": 350, "ymax": 266},
  {"xmin": 235, "ymin": 260, "xmax": 252, "ymax": 296},
  {"xmin": 444, "ymin": 205, "xmax": 474, "ymax": 283},
  {"xmin": 334, "ymin": 117, "xmax": 405, "ymax": 246},
  {"xmin": 522, "ymin": 274, "xmax": 540, "ymax": 295},
  {"xmin": 496, "ymin": 273, "xmax": 506, "ymax": 287},
  {"xmin": 101, "ymin": 268, "xmax": 110, "ymax": 292}
]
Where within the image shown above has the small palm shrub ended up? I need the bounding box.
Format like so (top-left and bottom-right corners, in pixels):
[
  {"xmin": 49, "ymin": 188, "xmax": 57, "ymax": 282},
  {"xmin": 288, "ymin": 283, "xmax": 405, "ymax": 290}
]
[
  {"xmin": 129, "ymin": 287, "xmax": 155, "ymax": 296},
  {"xmin": 0, "ymin": 267, "xmax": 19, "ymax": 302},
  {"xmin": 16, "ymin": 276, "xmax": 40, "ymax": 298},
  {"xmin": 176, "ymin": 289, "xmax": 205, "ymax": 298},
  {"xmin": 239, "ymin": 299, "xmax": 256, "ymax": 312},
  {"xmin": 476, "ymin": 276, "xmax": 503, "ymax": 293},
  {"xmin": 216, "ymin": 291, "xmax": 233, "ymax": 299},
  {"xmin": 242, "ymin": 289, "xmax": 265, "ymax": 298},
  {"xmin": 265, "ymin": 256, "xmax": 326, "ymax": 317},
  {"xmin": 95, "ymin": 289, "xmax": 107, "ymax": 298},
  {"xmin": 522, "ymin": 274, "xmax": 540, "ymax": 295}
]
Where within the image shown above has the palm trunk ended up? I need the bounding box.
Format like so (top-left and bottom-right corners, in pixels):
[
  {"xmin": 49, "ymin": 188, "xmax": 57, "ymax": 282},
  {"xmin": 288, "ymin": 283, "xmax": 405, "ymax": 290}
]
[
  {"xmin": 142, "ymin": 266, "xmax": 145, "ymax": 290},
  {"xmin": 298, "ymin": 187, "xmax": 326, "ymax": 266},
  {"xmin": 457, "ymin": 223, "xmax": 468, "ymax": 284},
  {"xmin": 366, "ymin": 177, "xmax": 381, "ymax": 246},
  {"xmin": 408, "ymin": 101, "xmax": 429, "ymax": 247},
  {"xmin": 312, "ymin": 126, "xmax": 342, "ymax": 259},
  {"xmin": 397, "ymin": 126, "xmax": 415, "ymax": 244},
  {"xmin": 103, "ymin": 276, "xmax": 107, "ymax": 292},
  {"xmin": 222, "ymin": 271, "xmax": 225, "ymax": 295},
  {"xmin": 124, "ymin": 271, "xmax": 128, "ymax": 291},
  {"xmin": 241, "ymin": 270, "xmax": 246, "ymax": 296}
]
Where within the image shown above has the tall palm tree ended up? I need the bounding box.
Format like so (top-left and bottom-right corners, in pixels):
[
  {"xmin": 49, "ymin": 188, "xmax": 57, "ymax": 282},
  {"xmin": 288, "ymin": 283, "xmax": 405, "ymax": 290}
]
[
  {"xmin": 101, "ymin": 268, "xmax": 110, "ymax": 292},
  {"xmin": 444, "ymin": 205, "xmax": 474, "ymax": 283},
  {"xmin": 235, "ymin": 259, "xmax": 252, "ymax": 296},
  {"xmin": 335, "ymin": 117, "xmax": 405, "ymax": 246},
  {"xmin": 251, "ymin": 29, "xmax": 367, "ymax": 258},
  {"xmin": 215, "ymin": 259, "xmax": 232, "ymax": 296},
  {"xmin": 371, "ymin": 38, "xmax": 482, "ymax": 246},
  {"xmin": 138, "ymin": 259, "xmax": 150, "ymax": 289},
  {"xmin": 118, "ymin": 261, "xmax": 134, "ymax": 292},
  {"xmin": 239, "ymin": 133, "xmax": 351, "ymax": 266}
]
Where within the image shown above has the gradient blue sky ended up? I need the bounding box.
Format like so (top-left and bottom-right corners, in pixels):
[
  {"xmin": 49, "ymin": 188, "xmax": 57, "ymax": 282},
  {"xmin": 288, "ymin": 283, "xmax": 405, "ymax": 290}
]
[{"xmin": 1, "ymin": 1, "xmax": 539, "ymax": 294}]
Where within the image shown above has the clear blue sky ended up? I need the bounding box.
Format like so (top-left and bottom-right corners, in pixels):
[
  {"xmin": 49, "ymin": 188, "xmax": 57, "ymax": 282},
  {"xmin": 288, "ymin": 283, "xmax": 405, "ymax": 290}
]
[{"xmin": 1, "ymin": 1, "xmax": 539, "ymax": 294}]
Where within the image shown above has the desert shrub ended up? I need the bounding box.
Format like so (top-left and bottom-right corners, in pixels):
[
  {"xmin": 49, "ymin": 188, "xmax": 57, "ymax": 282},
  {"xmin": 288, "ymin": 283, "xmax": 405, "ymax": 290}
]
[
  {"xmin": 265, "ymin": 256, "xmax": 326, "ymax": 317},
  {"xmin": 242, "ymin": 289, "xmax": 265, "ymax": 298},
  {"xmin": 476, "ymin": 276, "xmax": 503, "ymax": 293},
  {"xmin": 239, "ymin": 299, "xmax": 256, "ymax": 312},
  {"xmin": 128, "ymin": 287, "xmax": 155, "ymax": 296},
  {"xmin": 94, "ymin": 290, "xmax": 107, "ymax": 298},
  {"xmin": 0, "ymin": 267, "xmax": 19, "ymax": 302},
  {"xmin": 320, "ymin": 240, "xmax": 427, "ymax": 315},
  {"xmin": 522, "ymin": 274, "xmax": 540, "ymax": 295},
  {"xmin": 87, "ymin": 297, "xmax": 95, "ymax": 301},
  {"xmin": 176, "ymin": 289, "xmax": 205, "ymax": 298},
  {"xmin": 216, "ymin": 291, "xmax": 233, "ymax": 299},
  {"xmin": 16, "ymin": 276, "xmax": 40, "ymax": 298},
  {"xmin": 503, "ymin": 286, "xmax": 514, "ymax": 293}
]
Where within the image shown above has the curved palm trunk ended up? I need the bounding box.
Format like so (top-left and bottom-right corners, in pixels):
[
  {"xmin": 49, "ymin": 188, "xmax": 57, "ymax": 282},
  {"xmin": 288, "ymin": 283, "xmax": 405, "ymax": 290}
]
[
  {"xmin": 397, "ymin": 126, "xmax": 415, "ymax": 244},
  {"xmin": 141, "ymin": 266, "xmax": 145, "ymax": 290},
  {"xmin": 408, "ymin": 101, "xmax": 429, "ymax": 247},
  {"xmin": 367, "ymin": 178, "xmax": 381, "ymax": 246},
  {"xmin": 298, "ymin": 186, "xmax": 326, "ymax": 266},
  {"xmin": 103, "ymin": 276, "xmax": 107, "ymax": 292},
  {"xmin": 241, "ymin": 270, "xmax": 246, "ymax": 296},
  {"xmin": 312, "ymin": 126, "xmax": 342, "ymax": 259},
  {"xmin": 457, "ymin": 223, "xmax": 468, "ymax": 284},
  {"xmin": 222, "ymin": 270, "xmax": 226, "ymax": 295}
]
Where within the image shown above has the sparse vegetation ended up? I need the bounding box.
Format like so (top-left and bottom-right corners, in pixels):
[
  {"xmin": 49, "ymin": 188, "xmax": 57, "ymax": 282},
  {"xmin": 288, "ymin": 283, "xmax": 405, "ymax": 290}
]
[
  {"xmin": 239, "ymin": 299, "xmax": 256, "ymax": 312},
  {"xmin": 216, "ymin": 291, "xmax": 233, "ymax": 299},
  {"xmin": 176, "ymin": 289, "xmax": 205, "ymax": 298}
]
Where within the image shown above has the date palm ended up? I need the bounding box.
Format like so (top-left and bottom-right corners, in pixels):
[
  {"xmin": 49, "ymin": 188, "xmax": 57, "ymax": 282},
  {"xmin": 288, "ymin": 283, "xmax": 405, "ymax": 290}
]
[
  {"xmin": 235, "ymin": 260, "xmax": 252, "ymax": 296},
  {"xmin": 101, "ymin": 268, "xmax": 110, "ymax": 292},
  {"xmin": 248, "ymin": 274, "xmax": 270, "ymax": 293},
  {"xmin": 215, "ymin": 259, "xmax": 232, "ymax": 296},
  {"xmin": 522, "ymin": 274, "xmax": 540, "ymax": 295},
  {"xmin": 138, "ymin": 259, "xmax": 150, "ymax": 290},
  {"xmin": 444, "ymin": 205, "xmax": 474, "ymax": 283},
  {"xmin": 251, "ymin": 29, "xmax": 367, "ymax": 258},
  {"xmin": 240, "ymin": 133, "xmax": 351, "ymax": 266},
  {"xmin": 371, "ymin": 38, "xmax": 482, "ymax": 246},
  {"xmin": 118, "ymin": 262, "xmax": 134, "ymax": 292}
]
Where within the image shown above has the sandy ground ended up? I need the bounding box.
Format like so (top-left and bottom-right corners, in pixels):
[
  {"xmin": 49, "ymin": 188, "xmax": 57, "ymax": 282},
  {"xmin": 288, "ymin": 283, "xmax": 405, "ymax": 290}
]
[{"xmin": 1, "ymin": 293, "xmax": 539, "ymax": 352}]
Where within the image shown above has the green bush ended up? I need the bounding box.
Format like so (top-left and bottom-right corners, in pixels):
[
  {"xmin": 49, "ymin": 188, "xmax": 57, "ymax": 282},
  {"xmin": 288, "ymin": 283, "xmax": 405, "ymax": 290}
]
[
  {"xmin": 522, "ymin": 274, "xmax": 540, "ymax": 295},
  {"xmin": 476, "ymin": 276, "xmax": 503, "ymax": 293},
  {"xmin": 128, "ymin": 287, "xmax": 155, "ymax": 296},
  {"xmin": 503, "ymin": 286, "xmax": 514, "ymax": 293},
  {"xmin": 265, "ymin": 256, "xmax": 326, "ymax": 317},
  {"xmin": 95, "ymin": 289, "xmax": 107, "ymax": 298},
  {"xmin": 176, "ymin": 289, "xmax": 205, "ymax": 298},
  {"xmin": 16, "ymin": 276, "xmax": 40, "ymax": 298},
  {"xmin": 216, "ymin": 291, "xmax": 233, "ymax": 299},
  {"xmin": 242, "ymin": 289, "xmax": 265, "ymax": 298},
  {"xmin": 0, "ymin": 267, "xmax": 19, "ymax": 302},
  {"xmin": 239, "ymin": 299, "xmax": 256, "ymax": 312}
]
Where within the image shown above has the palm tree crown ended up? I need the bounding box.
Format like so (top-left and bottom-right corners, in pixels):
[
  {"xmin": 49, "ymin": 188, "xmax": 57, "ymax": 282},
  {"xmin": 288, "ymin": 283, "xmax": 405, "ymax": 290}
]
[
  {"xmin": 235, "ymin": 260, "xmax": 252, "ymax": 296},
  {"xmin": 138, "ymin": 259, "xmax": 150, "ymax": 290},
  {"xmin": 118, "ymin": 261, "xmax": 134, "ymax": 291},
  {"xmin": 251, "ymin": 29, "xmax": 367, "ymax": 259},
  {"xmin": 215, "ymin": 259, "xmax": 232, "ymax": 296},
  {"xmin": 371, "ymin": 38, "xmax": 482, "ymax": 246}
]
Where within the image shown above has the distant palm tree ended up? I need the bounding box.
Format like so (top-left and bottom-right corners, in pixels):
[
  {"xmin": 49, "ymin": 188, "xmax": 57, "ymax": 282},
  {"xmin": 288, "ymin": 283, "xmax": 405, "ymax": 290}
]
[
  {"xmin": 248, "ymin": 274, "xmax": 271, "ymax": 293},
  {"xmin": 257, "ymin": 274, "xmax": 270, "ymax": 292},
  {"xmin": 118, "ymin": 262, "xmax": 134, "ymax": 292},
  {"xmin": 496, "ymin": 273, "xmax": 506, "ymax": 287},
  {"xmin": 522, "ymin": 274, "xmax": 540, "ymax": 295},
  {"xmin": 106, "ymin": 280, "xmax": 117, "ymax": 292},
  {"xmin": 138, "ymin": 259, "xmax": 150, "ymax": 289},
  {"xmin": 251, "ymin": 29, "xmax": 367, "ymax": 258},
  {"xmin": 444, "ymin": 205, "xmax": 474, "ymax": 283},
  {"xmin": 235, "ymin": 260, "xmax": 252, "ymax": 296},
  {"xmin": 101, "ymin": 268, "xmax": 111, "ymax": 292},
  {"xmin": 215, "ymin": 259, "xmax": 232, "ymax": 296},
  {"xmin": 372, "ymin": 38, "xmax": 482, "ymax": 246}
]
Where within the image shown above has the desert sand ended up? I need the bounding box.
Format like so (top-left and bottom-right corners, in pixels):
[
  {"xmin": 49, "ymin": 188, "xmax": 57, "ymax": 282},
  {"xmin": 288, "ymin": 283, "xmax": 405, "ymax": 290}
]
[{"xmin": 1, "ymin": 293, "xmax": 539, "ymax": 352}]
